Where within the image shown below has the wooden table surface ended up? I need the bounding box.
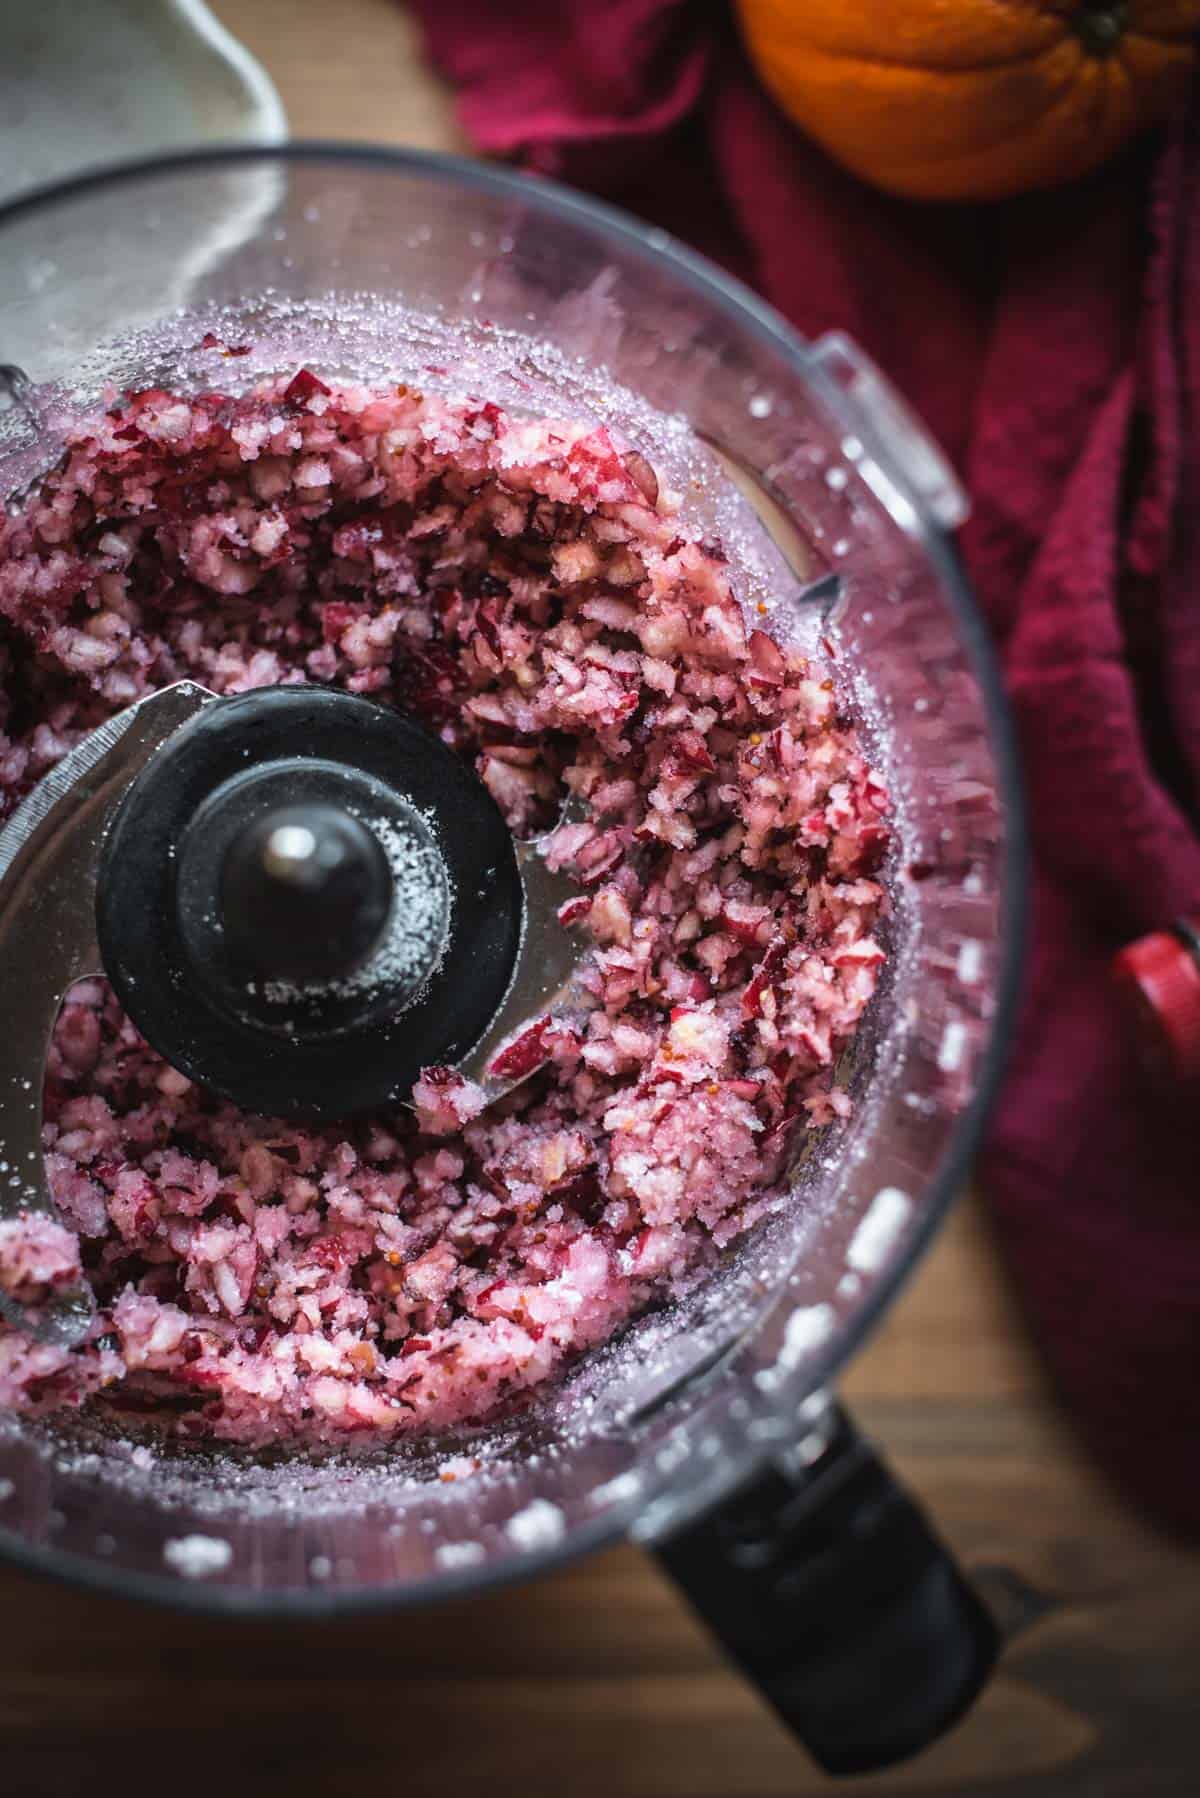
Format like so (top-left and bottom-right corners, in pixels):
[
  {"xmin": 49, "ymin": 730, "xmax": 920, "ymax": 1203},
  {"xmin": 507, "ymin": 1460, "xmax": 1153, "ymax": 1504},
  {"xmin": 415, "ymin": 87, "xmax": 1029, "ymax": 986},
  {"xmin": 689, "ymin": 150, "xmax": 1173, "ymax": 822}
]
[{"xmin": 3, "ymin": 4, "xmax": 1198, "ymax": 1793}]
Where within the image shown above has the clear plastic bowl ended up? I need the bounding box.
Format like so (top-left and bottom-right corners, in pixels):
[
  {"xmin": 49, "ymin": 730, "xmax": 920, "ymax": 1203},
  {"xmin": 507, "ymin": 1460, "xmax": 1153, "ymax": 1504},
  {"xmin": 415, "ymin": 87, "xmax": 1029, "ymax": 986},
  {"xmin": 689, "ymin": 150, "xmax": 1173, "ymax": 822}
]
[{"xmin": 0, "ymin": 147, "xmax": 1025, "ymax": 1623}]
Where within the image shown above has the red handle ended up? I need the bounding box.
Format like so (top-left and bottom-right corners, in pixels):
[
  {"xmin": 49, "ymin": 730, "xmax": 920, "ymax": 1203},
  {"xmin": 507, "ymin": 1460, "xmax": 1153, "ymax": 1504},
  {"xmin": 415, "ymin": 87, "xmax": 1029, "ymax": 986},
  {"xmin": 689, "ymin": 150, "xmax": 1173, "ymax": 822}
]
[{"xmin": 1112, "ymin": 920, "xmax": 1200, "ymax": 1083}]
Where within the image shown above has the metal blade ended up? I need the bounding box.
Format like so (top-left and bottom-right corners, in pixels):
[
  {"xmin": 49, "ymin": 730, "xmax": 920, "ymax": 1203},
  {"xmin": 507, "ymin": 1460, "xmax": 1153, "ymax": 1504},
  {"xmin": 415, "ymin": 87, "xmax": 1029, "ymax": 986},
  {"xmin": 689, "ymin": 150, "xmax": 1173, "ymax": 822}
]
[
  {"xmin": 0, "ymin": 681, "xmax": 214, "ymax": 1346},
  {"xmin": 457, "ymin": 793, "xmax": 591, "ymax": 1104}
]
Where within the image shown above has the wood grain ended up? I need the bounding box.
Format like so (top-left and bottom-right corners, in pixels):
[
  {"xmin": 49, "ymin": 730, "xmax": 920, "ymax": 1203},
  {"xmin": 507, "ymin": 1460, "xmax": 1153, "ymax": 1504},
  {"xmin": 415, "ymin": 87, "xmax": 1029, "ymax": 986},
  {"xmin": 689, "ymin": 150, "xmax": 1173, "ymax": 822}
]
[
  {"xmin": 3, "ymin": 1229, "xmax": 1198, "ymax": 1798},
  {"xmin": 1, "ymin": 6, "xmax": 1197, "ymax": 1795},
  {"xmin": 211, "ymin": 0, "xmax": 470, "ymax": 154}
]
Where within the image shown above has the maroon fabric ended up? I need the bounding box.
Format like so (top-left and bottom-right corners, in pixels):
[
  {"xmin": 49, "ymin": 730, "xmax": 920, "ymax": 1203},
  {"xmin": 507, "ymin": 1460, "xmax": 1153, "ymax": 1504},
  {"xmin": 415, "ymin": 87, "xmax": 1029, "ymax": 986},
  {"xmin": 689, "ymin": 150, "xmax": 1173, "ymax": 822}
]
[{"xmin": 414, "ymin": 0, "xmax": 1200, "ymax": 1535}]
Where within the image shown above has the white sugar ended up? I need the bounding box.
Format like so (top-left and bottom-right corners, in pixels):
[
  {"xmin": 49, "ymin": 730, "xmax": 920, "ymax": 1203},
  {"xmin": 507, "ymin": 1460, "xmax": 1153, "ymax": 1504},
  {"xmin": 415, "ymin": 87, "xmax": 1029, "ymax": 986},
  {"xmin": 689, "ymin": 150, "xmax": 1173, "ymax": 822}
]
[
  {"xmin": 590, "ymin": 1470, "xmax": 643, "ymax": 1509},
  {"xmin": 937, "ymin": 1018, "xmax": 968, "ymax": 1073},
  {"xmin": 847, "ymin": 1186, "xmax": 912, "ymax": 1275},
  {"xmin": 777, "ymin": 1303, "xmax": 835, "ymax": 1370},
  {"xmin": 435, "ymin": 1540, "xmax": 486, "ymax": 1571},
  {"xmin": 506, "ymin": 1498, "xmax": 565, "ymax": 1553},
  {"xmin": 163, "ymin": 1534, "xmax": 232, "ymax": 1580},
  {"xmin": 956, "ymin": 939, "xmax": 983, "ymax": 985}
]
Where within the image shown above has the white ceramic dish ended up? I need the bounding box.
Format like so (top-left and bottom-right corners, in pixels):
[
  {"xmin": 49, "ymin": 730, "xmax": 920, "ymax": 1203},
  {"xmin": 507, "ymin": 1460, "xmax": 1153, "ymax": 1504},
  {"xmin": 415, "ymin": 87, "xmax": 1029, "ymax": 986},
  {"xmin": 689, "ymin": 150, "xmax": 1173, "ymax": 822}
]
[{"xmin": 0, "ymin": 0, "xmax": 286, "ymax": 206}]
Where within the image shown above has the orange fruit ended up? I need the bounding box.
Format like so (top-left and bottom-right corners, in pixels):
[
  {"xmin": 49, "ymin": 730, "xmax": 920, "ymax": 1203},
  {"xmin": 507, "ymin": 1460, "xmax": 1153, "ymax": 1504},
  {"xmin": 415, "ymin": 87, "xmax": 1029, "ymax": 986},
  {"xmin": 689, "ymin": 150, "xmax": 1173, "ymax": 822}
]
[{"xmin": 735, "ymin": 0, "xmax": 1200, "ymax": 200}]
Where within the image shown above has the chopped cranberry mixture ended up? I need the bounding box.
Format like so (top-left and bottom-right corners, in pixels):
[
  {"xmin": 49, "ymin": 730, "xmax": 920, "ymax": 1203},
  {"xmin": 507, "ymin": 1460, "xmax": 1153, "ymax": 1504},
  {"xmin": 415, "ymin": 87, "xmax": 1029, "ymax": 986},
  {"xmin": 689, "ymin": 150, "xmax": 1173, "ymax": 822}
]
[{"xmin": 0, "ymin": 374, "xmax": 888, "ymax": 1446}]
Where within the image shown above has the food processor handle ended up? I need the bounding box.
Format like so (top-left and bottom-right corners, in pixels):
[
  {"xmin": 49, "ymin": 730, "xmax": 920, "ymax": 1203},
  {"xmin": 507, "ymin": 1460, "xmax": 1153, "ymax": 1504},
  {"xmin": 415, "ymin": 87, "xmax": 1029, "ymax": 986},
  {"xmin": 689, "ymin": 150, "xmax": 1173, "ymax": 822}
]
[{"xmin": 653, "ymin": 1403, "xmax": 999, "ymax": 1775}]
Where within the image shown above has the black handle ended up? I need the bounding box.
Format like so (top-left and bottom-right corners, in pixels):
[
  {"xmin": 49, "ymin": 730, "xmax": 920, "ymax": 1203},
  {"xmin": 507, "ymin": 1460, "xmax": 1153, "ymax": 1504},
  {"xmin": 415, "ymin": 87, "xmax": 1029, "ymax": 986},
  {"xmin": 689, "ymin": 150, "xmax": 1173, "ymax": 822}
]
[{"xmin": 654, "ymin": 1404, "xmax": 999, "ymax": 1776}]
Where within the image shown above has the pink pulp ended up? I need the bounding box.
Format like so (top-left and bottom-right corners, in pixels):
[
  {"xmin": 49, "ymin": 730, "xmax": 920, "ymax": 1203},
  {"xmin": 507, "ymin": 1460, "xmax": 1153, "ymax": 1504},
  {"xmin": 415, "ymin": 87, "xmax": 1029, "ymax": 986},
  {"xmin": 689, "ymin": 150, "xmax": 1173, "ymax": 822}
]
[{"xmin": 0, "ymin": 369, "xmax": 888, "ymax": 1448}]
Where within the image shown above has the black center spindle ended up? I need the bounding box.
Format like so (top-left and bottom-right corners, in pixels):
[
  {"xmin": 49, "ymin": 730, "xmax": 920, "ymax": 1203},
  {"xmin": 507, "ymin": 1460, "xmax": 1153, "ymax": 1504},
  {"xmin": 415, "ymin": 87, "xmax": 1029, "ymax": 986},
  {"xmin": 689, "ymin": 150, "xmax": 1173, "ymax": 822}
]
[{"xmin": 219, "ymin": 801, "xmax": 392, "ymax": 983}]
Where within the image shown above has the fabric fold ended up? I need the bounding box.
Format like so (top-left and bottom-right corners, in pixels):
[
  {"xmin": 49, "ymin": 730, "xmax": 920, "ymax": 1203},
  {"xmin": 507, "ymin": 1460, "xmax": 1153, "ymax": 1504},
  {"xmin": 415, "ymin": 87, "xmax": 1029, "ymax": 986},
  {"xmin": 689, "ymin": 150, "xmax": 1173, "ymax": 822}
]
[{"xmin": 413, "ymin": 0, "xmax": 1200, "ymax": 1534}]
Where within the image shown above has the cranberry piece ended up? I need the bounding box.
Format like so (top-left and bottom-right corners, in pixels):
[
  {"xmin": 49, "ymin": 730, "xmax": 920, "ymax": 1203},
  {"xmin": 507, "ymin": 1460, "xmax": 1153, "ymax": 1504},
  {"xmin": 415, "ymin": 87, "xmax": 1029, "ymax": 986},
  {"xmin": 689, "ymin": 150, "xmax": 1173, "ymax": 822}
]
[
  {"xmin": 621, "ymin": 450, "xmax": 659, "ymax": 506},
  {"xmin": 553, "ymin": 1169, "xmax": 604, "ymax": 1222},
  {"xmin": 321, "ymin": 599, "xmax": 368, "ymax": 643},
  {"xmin": 421, "ymin": 1064, "xmax": 457, "ymax": 1087},
  {"xmin": 747, "ymin": 629, "xmax": 786, "ymax": 685},
  {"xmin": 669, "ymin": 731, "xmax": 716, "ymax": 775},
  {"xmin": 282, "ymin": 367, "xmax": 331, "ymax": 407},
  {"xmin": 851, "ymin": 825, "xmax": 889, "ymax": 875},
  {"xmin": 475, "ymin": 596, "xmax": 504, "ymax": 655},
  {"xmin": 720, "ymin": 901, "xmax": 770, "ymax": 946},
  {"xmin": 575, "ymin": 833, "xmax": 625, "ymax": 885},
  {"xmin": 393, "ymin": 637, "xmax": 466, "ymax": 726},
  {"xmin": 306, "ymin": 1233, "xmax": 349, "ymax": 1270},
  {"xmin": 125, "ymin": 386, "xmax": 173, "ymax": 410},
  {"xmin": 434, "ymin": 586, "xmax": 463, "ymax": 625},
  {"xmin": 463, "ymin": 403, "xmax": 502, "ymax": 433},
  {"xmin": 742, "ymin": 936, "xmax": 788, "ymax": 1019},
  {"xmin": 488, "ymin": 1017, "xmax": 555, "ymax": 1081},
  {"xmin": 331, "ymin": 523, "xmax": 379, "ymax": 565},
  {"xmin": 474, "ymin": 1281, "xmax": 506, "ymax": 1319},
  {"xmin": 629, "ymin": 1225, "xmax": 654, "ymax": 1266}
]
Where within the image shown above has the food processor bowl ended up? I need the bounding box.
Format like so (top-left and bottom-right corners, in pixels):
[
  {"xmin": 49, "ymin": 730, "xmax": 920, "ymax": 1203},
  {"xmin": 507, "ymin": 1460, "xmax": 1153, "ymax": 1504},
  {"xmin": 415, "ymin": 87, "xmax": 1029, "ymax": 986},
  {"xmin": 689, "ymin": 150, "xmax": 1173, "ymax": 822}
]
[{"xmin": 0, "ymin": 147, "xmax": 1025, "ymax": 1775}]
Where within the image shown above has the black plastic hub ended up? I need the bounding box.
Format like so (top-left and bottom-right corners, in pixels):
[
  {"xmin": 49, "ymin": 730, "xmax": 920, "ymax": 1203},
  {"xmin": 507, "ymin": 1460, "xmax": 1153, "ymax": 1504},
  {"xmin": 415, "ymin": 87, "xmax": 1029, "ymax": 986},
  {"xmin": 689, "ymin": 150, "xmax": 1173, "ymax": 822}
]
[{"xmin": 96, "ymin": 687, "xmax": 523, "ymax": 1120}]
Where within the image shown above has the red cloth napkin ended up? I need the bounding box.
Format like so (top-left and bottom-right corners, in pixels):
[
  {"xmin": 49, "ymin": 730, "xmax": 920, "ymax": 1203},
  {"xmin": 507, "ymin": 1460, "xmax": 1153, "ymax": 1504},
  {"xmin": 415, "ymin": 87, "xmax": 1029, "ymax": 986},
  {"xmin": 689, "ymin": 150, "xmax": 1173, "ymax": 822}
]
[{"xmin": 414, "ymin": 0, "xmax": 1200, "ymax": 1537}]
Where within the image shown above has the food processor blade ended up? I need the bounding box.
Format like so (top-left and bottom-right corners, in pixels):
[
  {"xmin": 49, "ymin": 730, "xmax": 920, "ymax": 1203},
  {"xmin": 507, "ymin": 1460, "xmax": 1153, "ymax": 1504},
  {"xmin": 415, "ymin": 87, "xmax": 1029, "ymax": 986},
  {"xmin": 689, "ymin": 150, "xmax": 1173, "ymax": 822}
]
[
  {"xmin": 460, "ymin": 793, "xmax": 589, "ymax": 1102},
  {"xmin": 0, "ymin": 680, "xmax": 214, "ymax": 1343},
  {"xmin": 0, "ymin": 679, "xmax": 590, "ymax": 1339}
]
